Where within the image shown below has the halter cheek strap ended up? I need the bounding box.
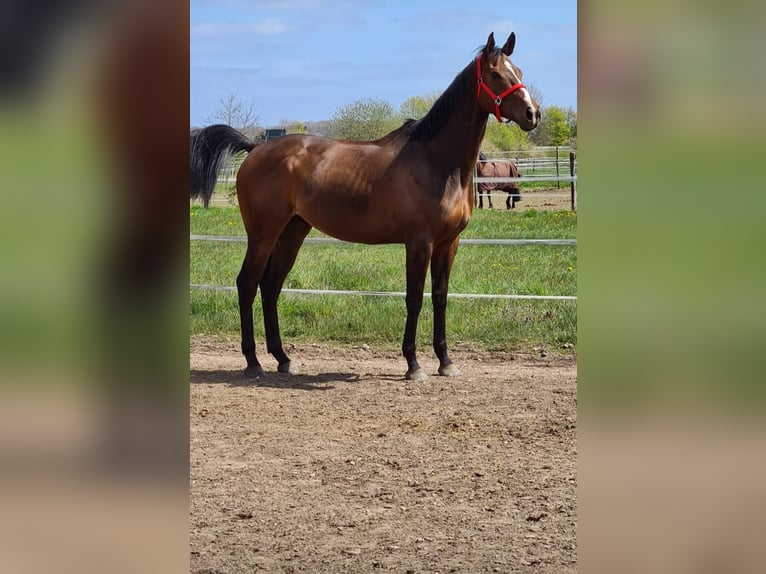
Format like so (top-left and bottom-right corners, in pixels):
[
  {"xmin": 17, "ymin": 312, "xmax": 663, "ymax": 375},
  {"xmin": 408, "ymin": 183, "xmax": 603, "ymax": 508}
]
[{"xmin": 476, "ymin": 54, "xmax": 526, "ymax": 123}]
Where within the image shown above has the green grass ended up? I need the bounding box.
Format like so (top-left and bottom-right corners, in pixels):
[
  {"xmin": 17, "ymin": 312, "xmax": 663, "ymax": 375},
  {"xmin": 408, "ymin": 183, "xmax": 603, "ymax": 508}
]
[{"xmin": 190, "ymin": 206, "xmax": 577, "ymax": 350}]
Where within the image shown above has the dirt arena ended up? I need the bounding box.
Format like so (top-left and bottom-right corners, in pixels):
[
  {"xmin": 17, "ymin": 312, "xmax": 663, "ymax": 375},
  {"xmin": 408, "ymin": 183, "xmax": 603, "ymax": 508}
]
[
  {"xmin": 475, "ymin": 191, "xmax": 574, "ymax": 212},
  {"xmin": 190, "ymin": 337, "xmax": 577, "ymax": 573}
]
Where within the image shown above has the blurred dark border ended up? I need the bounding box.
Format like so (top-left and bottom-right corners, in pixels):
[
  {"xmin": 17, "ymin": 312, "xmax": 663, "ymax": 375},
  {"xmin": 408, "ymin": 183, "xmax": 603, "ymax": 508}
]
[{"xmin": 0, "ymin": 0, "xmax": 189, "ymax": 572}]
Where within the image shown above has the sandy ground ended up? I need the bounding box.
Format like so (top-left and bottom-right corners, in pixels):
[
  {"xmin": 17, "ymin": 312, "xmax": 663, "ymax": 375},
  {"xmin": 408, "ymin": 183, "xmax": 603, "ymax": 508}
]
[
  {"xmin": 190, "ymin": 337, "xmax": 577, "ymax": 573},
  {"xmin": 475, "ymin": 191, "xmax": 574, "ymax": 212}
]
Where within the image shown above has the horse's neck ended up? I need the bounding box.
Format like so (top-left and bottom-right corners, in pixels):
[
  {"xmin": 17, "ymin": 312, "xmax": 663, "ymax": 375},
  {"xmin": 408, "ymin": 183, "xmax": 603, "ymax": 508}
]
[{"xmin": 429, "ymin": 80, "xmax": 488, "ymax": 188}]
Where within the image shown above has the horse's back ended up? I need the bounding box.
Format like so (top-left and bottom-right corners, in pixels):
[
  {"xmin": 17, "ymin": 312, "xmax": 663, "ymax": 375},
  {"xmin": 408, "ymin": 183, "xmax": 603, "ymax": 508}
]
[{"xmin": 235, "ymin": 134, "xmax": 441, "ymax": 244}]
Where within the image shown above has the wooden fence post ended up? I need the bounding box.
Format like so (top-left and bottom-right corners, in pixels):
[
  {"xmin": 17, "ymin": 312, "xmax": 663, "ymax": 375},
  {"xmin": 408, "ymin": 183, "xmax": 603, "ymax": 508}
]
[{"xmin": 569, "ymin": 152, "xmax": 577, "ymax": 211}]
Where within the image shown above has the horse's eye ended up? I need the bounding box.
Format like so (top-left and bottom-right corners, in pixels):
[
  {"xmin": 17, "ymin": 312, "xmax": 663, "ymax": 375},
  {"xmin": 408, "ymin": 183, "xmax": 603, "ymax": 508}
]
[{"xmin": 490, "ymin": 72, "xmax": 500, "ymax": 80}]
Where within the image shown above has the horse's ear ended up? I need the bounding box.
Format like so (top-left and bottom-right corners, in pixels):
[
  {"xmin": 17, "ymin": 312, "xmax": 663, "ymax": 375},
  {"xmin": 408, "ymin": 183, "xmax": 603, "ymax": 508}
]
[
  {"xmin": 501, "ymin": 32, "xmax": 516, "ymax": 56},
  {"xmin": 484, "ymin": 32, "xmax": 496, "ymax": 58}
]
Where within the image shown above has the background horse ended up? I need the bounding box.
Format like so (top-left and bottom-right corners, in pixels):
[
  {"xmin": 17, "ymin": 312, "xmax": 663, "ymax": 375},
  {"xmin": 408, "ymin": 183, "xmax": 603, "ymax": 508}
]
[
  {"xmin": 190, "ymin": 32, "xmax": 539, "ymax": 381},
  {"xmin": 476, "ymin": 151, "xmax": 522, "ymax": 209}
]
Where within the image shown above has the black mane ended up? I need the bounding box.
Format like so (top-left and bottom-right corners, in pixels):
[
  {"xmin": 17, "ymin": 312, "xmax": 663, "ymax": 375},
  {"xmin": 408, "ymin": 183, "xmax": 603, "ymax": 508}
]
[
  {"xmin": 383, "ymin": 58, "xmax": 477, "ymax": 143},
  {"xmin": 383, "ymin": 47, "xmax": 510, "ymax": 144}
]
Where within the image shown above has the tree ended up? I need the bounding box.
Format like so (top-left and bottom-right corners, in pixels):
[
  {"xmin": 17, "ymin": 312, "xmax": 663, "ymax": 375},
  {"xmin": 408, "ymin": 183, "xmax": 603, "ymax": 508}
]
[
  {"xmin": 547, "ymin": 106, "xmax": 572, "ymax": 146},
  {"xmin": 528, "ymin": 104, "xmax": 573, "ymax": 147},
  {"xmin": 563, "ymin": 106, "xmax": 577, "ymax": 138},
  {"xmin": 206, "ymin": 91, "xmax": 260, "ymax": 139},
  {"xmin": 527, "ymin": 83, "xmax": 544, "ymax": 108},
  {"xmin": 305, "ymin": 120, "xmax": 332, "ymax": 136},
  {"xmin": 398, "ymin": 92, "xmax": 440, "ymax": 121},
  {"xmin": 279, "ymin": 120, "xmax": 308, "ymax": 134},
  {"xmin": 483, "ymin": 121, "xmax": 532, "ymax": 152},
  {"xmin": 328, "ymin": 98, "xmax": 398, "ymax": 141}
]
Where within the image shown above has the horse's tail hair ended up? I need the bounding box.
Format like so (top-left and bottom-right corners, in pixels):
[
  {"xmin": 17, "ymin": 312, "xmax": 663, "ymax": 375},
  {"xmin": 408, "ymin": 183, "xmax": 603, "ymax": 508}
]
[{"xmin": 190, "ymin": 124, "xmax": 256, "ymax": 207}]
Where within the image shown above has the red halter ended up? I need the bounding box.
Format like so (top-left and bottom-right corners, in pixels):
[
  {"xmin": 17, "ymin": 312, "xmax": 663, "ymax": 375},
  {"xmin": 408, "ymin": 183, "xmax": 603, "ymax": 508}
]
[{"xmin": 475, "ymin": 54, "xmax": 526, "ymax": 123}]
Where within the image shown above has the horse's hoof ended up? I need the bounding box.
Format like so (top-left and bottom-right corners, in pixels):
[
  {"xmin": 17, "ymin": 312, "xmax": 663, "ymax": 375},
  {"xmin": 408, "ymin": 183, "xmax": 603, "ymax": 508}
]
[
  {"xmin": 278, "ymin": 361, "xmax": 300, "ymax": 375},
  {"xmin": 244, "ymin": 365, "xmax": 266, "ymax": 379},
  {"xmin": 405, "ymin": 368, "xmax": 428, "ymax": 381},
  {"xmin": 438, "ymin": 364, "xmax": 461, "ymax": 377}
]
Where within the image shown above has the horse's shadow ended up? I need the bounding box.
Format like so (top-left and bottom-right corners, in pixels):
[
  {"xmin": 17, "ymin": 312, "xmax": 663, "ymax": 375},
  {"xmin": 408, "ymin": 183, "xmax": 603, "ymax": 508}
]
[{"xmin": 190, "ymin": 368, "xmax": 375, "ymax": 391}]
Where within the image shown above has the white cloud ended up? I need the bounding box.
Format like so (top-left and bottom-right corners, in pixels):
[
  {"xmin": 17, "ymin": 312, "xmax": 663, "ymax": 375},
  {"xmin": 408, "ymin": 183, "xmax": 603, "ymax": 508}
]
[
  {"xmin": 250, "ymin": 19, "xmax": 289, "ymax": 35},
  {"xmin": 191, "ymin": 18, "xmax": 289, "ymax": 39},
  {"xmin": 191, "ymin": 22, "xmax": 226, "ymax": 37}
]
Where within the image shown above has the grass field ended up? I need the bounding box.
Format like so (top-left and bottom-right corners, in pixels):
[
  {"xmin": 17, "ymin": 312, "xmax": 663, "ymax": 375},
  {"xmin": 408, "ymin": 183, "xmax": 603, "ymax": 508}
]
[{"xmin": 190, "ymin": 206, "xmax": 577, "ymax": 351}]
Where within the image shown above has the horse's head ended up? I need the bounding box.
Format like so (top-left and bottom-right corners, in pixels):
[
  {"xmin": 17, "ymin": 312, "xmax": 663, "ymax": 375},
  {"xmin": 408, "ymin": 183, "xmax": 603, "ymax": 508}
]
[{"xmin": 476, "ymin": 32, "xmax": 540, "ymax": 131}]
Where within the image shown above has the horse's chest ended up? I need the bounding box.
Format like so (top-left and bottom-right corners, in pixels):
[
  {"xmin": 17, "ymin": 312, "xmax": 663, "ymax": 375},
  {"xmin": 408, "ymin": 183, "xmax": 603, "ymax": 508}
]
[{"xmin": 439, "ymin": 185, "xmax": 472, "ymax": 234}]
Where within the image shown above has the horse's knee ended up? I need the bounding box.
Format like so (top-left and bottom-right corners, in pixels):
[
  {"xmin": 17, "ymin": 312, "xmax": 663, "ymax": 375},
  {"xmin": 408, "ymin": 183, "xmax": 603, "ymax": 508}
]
[
  {"xmin": 236, "ymin": 263, "xmax": 258, "ymax": 290},
  {"xmin": 236, "ymin": 273, "xmax": 256, "ymax": 304},
  {"xmin": 405, "ymin": 295, "xmax": 423, "ymax": 315}
]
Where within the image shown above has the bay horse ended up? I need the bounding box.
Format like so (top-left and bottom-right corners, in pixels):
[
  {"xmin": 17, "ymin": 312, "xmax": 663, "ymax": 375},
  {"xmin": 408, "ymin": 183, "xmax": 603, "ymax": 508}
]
[
  {"xmin": 476, "ymin": 151, "xmax": 523, "ymax": 209},
  {"xmin": 190, "ymin": 32, "xmax": 540, "ymax": 381}
]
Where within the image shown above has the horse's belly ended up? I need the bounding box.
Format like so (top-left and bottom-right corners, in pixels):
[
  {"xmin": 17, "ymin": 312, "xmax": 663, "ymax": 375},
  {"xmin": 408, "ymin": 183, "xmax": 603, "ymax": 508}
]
[
  {"xmin": 298, "ymin": 198, "xmax": 403, "ymax": 245},
  {"xmin": 313, "ymin": 223, "xmax": 398, "ymax": 245}
]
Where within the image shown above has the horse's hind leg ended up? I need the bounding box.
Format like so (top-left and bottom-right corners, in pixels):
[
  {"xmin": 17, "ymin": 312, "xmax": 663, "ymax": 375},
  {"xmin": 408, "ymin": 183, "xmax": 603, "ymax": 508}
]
[
  {"xmin": 508, "ymin": 190, "xmax": 520, "ymax": 209},
  {"xmin": 260, "ymin": 216, "xmax": 312, "ymax": 374},
  {"xmin": 431, "ymin": 237, "xmax": 461, "ymax": 377},
  {"xmin": 237, "ymin": 240, "xmax": 275, "ymax": 378}
]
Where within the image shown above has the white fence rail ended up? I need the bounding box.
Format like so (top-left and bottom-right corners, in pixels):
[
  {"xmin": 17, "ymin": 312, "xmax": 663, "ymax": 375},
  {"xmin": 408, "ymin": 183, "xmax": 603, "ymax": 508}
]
[
  {"xmin": 190, "ymin": 284, "xmax": 576, "ymax": 301},
  {"xmin": 190, "ymin": 235, "xmax": 577, "ymax": 301},
  {"xmin": 190, "ymin": 234, "xmax": 576, "ymax": 246},
  {"xmin": 196, "ymin": 147, "xmax": 577, "ymax": 300},
  {"xmin": 474, "ymin": 176, "xmax": 576, "ymax": 183}
]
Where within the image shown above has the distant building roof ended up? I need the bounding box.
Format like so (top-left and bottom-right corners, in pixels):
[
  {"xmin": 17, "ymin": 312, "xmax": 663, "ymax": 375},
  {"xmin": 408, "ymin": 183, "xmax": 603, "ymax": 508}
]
[{"xmin": 264, "ymin": 128, "xmax": 287, "ymax": 141}]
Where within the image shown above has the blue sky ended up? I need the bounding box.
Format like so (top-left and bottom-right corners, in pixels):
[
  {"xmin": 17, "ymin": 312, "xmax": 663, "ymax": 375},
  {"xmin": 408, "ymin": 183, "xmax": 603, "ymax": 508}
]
[{"xmin": 190, "ymin": 0, "xmax": 577, "ymax": 127}]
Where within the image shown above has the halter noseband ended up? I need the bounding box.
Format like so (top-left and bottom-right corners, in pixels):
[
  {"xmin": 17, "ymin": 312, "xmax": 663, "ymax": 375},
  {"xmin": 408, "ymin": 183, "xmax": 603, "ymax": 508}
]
[{"xmin": 476, "ymin": 54, "xmax": 526, "ymax": 123}]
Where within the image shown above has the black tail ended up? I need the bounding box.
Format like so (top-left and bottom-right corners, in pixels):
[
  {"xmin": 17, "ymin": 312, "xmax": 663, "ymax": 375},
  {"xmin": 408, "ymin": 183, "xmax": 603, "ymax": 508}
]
[{"xmin": 190, "ymin": 124, "xmax": 256, "ymax": 207}]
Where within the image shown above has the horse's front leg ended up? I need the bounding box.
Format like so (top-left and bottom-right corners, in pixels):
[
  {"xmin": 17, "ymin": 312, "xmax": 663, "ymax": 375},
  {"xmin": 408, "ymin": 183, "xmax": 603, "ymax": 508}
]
[
  {"xmin": 402, "ymin": 241, "xmax": 433, "ymax": 381},
  {"xmin": 431, "ymin": 237, "xmax": 461, "ymax": 377}
]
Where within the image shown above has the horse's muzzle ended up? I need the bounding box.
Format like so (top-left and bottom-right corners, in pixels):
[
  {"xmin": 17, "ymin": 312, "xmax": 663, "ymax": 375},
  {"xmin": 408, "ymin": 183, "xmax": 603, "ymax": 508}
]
[{"xmin": 526, "ymin": 107, "xmax": 541, "ymax": 129}]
